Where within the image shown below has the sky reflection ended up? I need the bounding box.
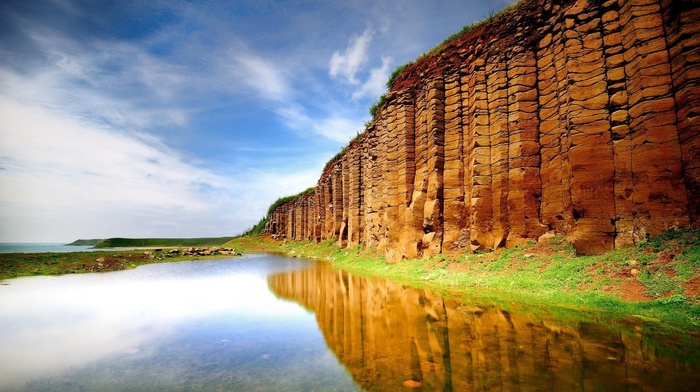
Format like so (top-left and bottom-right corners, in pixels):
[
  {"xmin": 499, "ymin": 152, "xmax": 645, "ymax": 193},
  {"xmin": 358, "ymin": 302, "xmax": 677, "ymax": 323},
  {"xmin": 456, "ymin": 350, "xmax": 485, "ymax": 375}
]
[{"xmin": 0, "ymin": 255, "xmax": 355, "ymax": 390}]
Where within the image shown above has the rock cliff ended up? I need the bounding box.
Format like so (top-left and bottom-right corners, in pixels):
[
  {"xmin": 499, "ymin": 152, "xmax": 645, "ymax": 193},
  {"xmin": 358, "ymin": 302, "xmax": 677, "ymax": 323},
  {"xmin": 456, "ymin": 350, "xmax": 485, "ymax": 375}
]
[{"xmin": 265, "ymin": 0, "xmax": 700, "ymax": 258}]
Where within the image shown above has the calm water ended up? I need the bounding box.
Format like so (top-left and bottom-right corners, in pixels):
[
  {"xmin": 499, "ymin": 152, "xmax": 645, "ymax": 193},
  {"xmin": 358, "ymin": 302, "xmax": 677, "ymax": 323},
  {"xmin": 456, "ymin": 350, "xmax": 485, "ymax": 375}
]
[
  {"xmin": 2, "ymin": 254, "xmax": 700, "ymax": 391},
  {"xmin": 0, "ymin": 254, "xmax": 360, "ymax": 391},
  {"xmin": 0, "ymin": 243, "xmax": 98, "ymax": 253}
]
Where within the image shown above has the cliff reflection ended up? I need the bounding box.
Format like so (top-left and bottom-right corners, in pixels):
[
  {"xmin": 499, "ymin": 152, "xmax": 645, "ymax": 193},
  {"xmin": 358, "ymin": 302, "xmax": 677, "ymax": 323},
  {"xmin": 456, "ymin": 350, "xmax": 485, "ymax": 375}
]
[{"xmin": 268, "ymin": 262, "xmax": 700, "ymax": 391}]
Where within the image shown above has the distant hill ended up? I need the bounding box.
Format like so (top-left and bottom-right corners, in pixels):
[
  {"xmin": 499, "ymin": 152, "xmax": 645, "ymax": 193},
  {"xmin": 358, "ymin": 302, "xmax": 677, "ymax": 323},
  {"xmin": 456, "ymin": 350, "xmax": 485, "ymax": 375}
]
[
  {"xmin": 93, "ymin": 237, "xmax": 235, "ymax": 248},
  {"xmin": 66, "ymin": 239, "xmax": 104, "ymax": 246}
]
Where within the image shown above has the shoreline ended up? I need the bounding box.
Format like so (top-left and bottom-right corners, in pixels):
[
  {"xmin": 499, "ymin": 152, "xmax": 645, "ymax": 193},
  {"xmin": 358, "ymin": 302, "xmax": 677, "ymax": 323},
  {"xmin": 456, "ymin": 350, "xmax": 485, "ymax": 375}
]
[
  {"xmin": 0, "ymin": 247, "xmax": 239, "ymax": 282},
  {"xmin": 227, "ymin": 232, "xmax": 700, "ymax": 333},
  {"xmin": 3, "ymin": 233, "xmax": 699, "ymax": 332}
]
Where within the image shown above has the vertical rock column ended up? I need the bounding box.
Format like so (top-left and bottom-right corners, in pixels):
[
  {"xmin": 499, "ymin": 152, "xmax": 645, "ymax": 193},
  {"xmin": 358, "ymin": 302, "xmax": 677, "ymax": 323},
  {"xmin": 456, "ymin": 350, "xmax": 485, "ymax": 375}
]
[
  {"xmin": 564, "ymin": 0, "xmax": 616, "ymax": 254},
  {"xmin": 506, "ymin": 49, "xmax": 546, "ymax": 246},
  {"xmin": 486, "ymin": 54, "xmax": 510, "ymax": 249},
  {"xmin": 466, "ymin": 55, "xmax": 495, "ymax": 251},
  {"xmin": 601, "ymin": 0, "xmax": 637, "ymax": 248},
  {"xmin": 442, "ymin": 74, "xmax": 467, "ymax": 254},
  {"xmin": 405, "ymin": 80, "xmax": 444, "ymax": 259},
  {"xmin": 374, "ymin": 114, "xmax": 390, "ymax": 254},
  {"xmin": 539, "ymin": 4, "xmax": 576, "ymax": 235},
  {"xmin": 339, "ymin": 155, "xmax": 350, "ymax": 247},
  {"xmin": 395, "ymin": 93, "xmax": 418, "ymax": 261},
  {"xmin": 321, "ymin": 175, "xmax": 333, "ymax": 240},
  {"xmin": 311, "ymin": 189, "xmax": 321, "ymax": 242},
  {"xmin": 384, "ymin": 100, "xmax": 403, "ymax": 263},
  {"xmin": 423, "ymin": 80, "xmax": 445, "ymax": 257},
  {"xmin": 347, "ymin": 146, "xmax": 363, "ymax": 247},
  {"xmin": 332, "ymin": 164, "xmax": 344, "ymax": 244},
  {"xmin": 664, "ymin": 0, "xmax": 700, "ymax": 224},
  {"xmin": 620, "ymin": 0, "xmax": 689, "ymax": 239},
  {"xmin": 286, "ymin": 203, "xmax": 294, "ymax": 239},
  {"xmin": 362, "ymin": 125, "xmax": 382, "ymax": 249}
]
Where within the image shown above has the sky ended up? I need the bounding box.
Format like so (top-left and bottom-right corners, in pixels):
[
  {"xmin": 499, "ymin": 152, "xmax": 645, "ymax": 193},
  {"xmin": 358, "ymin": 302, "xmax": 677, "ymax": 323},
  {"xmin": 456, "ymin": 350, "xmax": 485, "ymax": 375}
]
[{"xmin": 0, "ymin": 0, "xmax": 518, "ymax": 243}]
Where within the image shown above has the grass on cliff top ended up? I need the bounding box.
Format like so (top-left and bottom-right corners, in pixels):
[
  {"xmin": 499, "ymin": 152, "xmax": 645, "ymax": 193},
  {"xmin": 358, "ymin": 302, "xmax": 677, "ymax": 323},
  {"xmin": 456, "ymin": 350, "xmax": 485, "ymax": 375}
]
[
  {"xmin": 239, "ymin": 187, "xmax": 317, "ymax": 237},
  {"xmin": 226, "ymin": 229, "xmax": 700, "ymax": 332}
]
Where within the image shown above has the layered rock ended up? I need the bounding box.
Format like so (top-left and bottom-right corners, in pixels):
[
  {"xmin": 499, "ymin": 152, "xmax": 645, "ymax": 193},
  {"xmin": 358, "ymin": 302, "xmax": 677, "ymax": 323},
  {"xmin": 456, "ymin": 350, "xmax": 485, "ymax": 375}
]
[{"xmin": 265, "ymin": 0, "xmax": 700, "ymax": 257}]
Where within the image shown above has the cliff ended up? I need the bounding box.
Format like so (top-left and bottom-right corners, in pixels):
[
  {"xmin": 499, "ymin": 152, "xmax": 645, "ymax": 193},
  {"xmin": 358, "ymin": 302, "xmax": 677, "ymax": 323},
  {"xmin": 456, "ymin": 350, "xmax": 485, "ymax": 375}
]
[{"xmin": 265, "ymin": 0, "xmax": 700, "ymax": 258}]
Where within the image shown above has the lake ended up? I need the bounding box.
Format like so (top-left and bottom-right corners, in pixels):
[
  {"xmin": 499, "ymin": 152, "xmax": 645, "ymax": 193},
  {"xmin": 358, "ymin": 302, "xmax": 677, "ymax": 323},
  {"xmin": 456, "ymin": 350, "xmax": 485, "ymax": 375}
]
[{"xmin": 1, "ymin": 254, "xmax": 700, "ymax": 391}]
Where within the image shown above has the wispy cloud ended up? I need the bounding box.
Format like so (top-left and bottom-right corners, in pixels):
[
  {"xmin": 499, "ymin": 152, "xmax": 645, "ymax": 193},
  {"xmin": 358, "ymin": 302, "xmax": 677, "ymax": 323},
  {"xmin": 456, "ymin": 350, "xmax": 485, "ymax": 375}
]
[
  {"xmin": 0, "ymin": 91, "xmax": 235, "ymax": 240},
  {"xmin": 0, "ymin": 0, "xmax": 508, "ymax": 241},
  {"xmin": 223, "ymin": 51, "xmax": 293, "ymax": 102},
  {"xmin": 18, "ymin": 31, "xmax": 192, "ymax": 130},
  {"xmin": 352, "ymin": 56, "xmax": 392, "ymax": 100},
  {"xmin": 276, "ymin": 104, "xmax": 362, "ymax": 143},
  {"xmin": 329, "ymin": 27, "xmax": 373, "ymax": 85}
]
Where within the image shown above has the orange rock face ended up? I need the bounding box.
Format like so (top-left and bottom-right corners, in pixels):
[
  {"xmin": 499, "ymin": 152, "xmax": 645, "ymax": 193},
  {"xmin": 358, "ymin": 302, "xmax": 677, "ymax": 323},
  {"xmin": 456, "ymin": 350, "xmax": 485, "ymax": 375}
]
[{"xmin": 265, "ymin": 0, "xmax": 700, "ymax": 257}]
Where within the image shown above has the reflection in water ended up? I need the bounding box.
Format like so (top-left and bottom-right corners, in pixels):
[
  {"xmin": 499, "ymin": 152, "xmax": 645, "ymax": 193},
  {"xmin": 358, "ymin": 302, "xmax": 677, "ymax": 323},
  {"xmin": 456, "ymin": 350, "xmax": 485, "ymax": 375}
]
[
  {"xmin": 269, "ymin": 263, "xmax": 700, "ymax": 391},
  {"xmin": 0, "ymin": 255, "xmax": 360, "ymax": 391}
]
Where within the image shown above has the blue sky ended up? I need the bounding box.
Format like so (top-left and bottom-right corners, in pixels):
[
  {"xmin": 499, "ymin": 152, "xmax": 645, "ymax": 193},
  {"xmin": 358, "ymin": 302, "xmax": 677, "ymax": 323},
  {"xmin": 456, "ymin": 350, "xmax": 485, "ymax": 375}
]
[{"xmin": 0, "ymin": 0, "xmax": 517, "ymax": 243}]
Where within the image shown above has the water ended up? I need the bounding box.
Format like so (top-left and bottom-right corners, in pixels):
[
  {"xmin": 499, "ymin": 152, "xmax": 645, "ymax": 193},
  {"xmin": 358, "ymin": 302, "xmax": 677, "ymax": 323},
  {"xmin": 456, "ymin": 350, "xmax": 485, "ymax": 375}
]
[
  {"xmin": 0, "ymin": 243, "xmax": 97, "ymax": 253},
  {"xmin": 269, "ymin": 263, "xmax": 700, "ymax": 391},
  {"xmin": 0, "ymin": 254, "xmax": 360, "ymax": 391},
  {"xmin": 2, "ymin": 254, "xmax": 700, "ymax": 391}
]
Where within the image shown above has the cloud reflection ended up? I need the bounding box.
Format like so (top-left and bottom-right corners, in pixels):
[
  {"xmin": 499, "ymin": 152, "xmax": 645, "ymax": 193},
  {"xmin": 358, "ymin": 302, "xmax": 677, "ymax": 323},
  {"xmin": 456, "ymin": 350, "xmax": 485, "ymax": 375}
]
[{"xmin": 0, "ymin": 256, "xmax": 313, "ymax": 389}]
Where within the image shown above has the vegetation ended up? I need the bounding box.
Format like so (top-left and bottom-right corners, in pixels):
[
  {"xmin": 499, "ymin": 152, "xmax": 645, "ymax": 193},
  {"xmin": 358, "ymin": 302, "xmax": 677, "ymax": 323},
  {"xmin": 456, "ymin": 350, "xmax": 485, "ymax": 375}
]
[
  {"xmin": 266, "ymin": 187, "xmax": 315, "ymax": 216},
  {"xmin": 94, "ymin": 237, "xmax": 234, "ymax": 248},
  {"xmin": 66, "ymin": 239, "xmax": 103, "ymax": 246},
  {"xmin": 240, "ymin": 187, "xmax": 316, "ymax": 237},
  {"xmin": 0, "ymin": 249, "xmax": 235, "ymax": 281},
  {"xmin": 227, "ymin": 228, "xmax": 700, "ymax": 332},
  {"xmin": 367, "ymin": 2, "xmax": 522, "ymax": 129}
]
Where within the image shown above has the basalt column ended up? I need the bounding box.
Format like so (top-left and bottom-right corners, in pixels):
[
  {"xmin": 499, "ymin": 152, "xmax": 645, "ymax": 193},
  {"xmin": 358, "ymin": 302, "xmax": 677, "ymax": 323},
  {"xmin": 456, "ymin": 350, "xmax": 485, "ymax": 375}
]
[
  {"xmin": 383, "ymin": 99, "xmax": 402, "ymax": 263},
  {"xmin": 442, "ymin": 74, "xmax": 468, "ymax": 255},
  {"xmin": 466, "ymin": 55, "xmax": 496, "ymax": 251},
  {"xmin": 263, "ymin": 0, "xmax": 700, "ymax": 257},
  {"xmin": 664, "ymin": 0, "xmax": 700, "ymax": 224},
  {"xmin": 345, "ymin": 146, "xmax": 363, "ymax": 247},
  {"xmin": 538, "ymin": 3, "xmax": 576, "ymax": 237},
  {"xmin": 392, "ymin": 93, "xmax": 417, "ymax": 263},
  {"xmin": 506, "ymin": 48, "xmax": 546, "ymax": 246},
  {"xmin": 620, "ymin": 0, "xmax": 690, "ymax": 242}
]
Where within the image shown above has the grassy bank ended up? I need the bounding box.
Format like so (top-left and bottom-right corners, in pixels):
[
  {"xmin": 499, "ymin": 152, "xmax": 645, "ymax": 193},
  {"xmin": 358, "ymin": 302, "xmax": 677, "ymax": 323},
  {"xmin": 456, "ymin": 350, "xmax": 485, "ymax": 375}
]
[
  {"xmin": 227, "ymin": 230, "xmax": 700, "ymax": 332},
  {"xmin": 0, "ymin": 249, "xmax": 237, "ymax": 281},
  {"xmin": 94, "ymin": 237, "xmax": 234, "ymax": 248}
]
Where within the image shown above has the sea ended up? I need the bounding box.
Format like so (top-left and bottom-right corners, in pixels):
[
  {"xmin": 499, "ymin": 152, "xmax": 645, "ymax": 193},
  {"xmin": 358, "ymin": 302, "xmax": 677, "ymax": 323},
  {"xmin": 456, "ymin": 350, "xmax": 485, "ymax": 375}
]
[{"xmin": 0, "ymin": 243, "xmax": 99, "ymax": 253}]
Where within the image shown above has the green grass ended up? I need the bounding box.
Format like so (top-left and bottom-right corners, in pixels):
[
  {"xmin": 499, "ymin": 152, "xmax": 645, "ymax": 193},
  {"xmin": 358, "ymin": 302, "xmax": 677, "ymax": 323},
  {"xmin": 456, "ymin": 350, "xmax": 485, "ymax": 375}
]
[
  {"xmin": 94, "ymin": 237, "xmax": 234, "ymax": 248},
  {"xmin": 0, "ymin": 246, "xmax": 240, "ymax": 281},
  {"xmin": 228, "ymin": 228, "xmax": 700, "ymax": 333},
  {"xmin": 66, "ymin": 239, "xmax": 104, "ymax": 246},
  {"xmin": 238, "ymin": 187, "xmax": 317, "ymax": 237}
]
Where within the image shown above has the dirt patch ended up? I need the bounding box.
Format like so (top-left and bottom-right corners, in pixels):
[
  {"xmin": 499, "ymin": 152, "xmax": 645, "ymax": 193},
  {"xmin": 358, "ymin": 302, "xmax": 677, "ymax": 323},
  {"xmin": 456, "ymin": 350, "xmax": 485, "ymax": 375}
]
[
  {"xmin": 684, "ymin": 276, "xmax": 700, "ymax": 298},
  {"xmin": 604, "ymin": 277, "xmax": 652, "ymax": 302}
]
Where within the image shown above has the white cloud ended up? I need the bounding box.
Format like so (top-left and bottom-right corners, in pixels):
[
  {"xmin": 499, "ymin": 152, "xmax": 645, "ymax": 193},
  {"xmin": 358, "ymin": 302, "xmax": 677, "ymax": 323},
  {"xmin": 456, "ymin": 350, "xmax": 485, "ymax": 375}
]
[
  {"xmin": 276, "ymin": 104, "xmax": 361, "ymax": 143},
  {"xmin": 20, "ymin": 31, "xmax": 192, "ymax": 130},
  {"xmin": 0, "ymin": 92, "xmax": 236, "ymax": 241},
  {"xmin": 329, "ymin": 27, "xmax": 373, "ymax": 85},
  {"xmin": 352, "ymin": 56, "xmax": 392, "ymax": 100},
  {"xmin": 227, "ymin": 52, "xmax": 292, "ymax": 102}
]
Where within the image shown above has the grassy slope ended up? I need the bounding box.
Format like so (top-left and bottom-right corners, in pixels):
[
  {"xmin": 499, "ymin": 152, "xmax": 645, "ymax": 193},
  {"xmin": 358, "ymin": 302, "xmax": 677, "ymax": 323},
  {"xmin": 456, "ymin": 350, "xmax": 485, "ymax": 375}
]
[
  {"xmin": 66, "ymin": 239, "xmax": 104, "ymax": 246},
  {"xmin": 226, "ymin": 229, "xmax": 700, "ymax": 332},
  {"xmin": 94, "ymin": 237, "xmax": 234, "ymax": 248}
]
